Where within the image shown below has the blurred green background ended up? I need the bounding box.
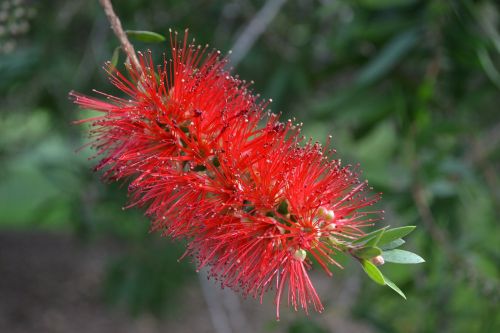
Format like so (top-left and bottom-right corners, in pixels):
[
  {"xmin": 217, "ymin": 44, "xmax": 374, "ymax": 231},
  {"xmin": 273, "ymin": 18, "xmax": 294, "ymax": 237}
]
[{"xmin": 0, "ymin": 0, "xmax": 499, "ymax": 332}]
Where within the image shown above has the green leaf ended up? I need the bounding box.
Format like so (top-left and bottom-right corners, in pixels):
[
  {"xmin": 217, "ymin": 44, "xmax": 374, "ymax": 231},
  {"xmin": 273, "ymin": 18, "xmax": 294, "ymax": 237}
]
[
  {"xmin": 382, "ymin": 249, "xmax": 425, "ymax": 264},
  {"xmin": 110, "ymin": 46, "xmax": 120, "ymax": 67},
  {"xmin": 380, "ymin": 238, "xmax": 405, "ymax": 250},
  {"xmin": 383, "ymin": 275, "xmax": 406, "ymax": 299},
  {"xmin": 353, "ymin": 226, "xmax": 388, "ymax": 245},
  {"xmin": 365, "ymin": 229, "xmax": 385, "ymax": 247},
  {"xmin": 125, "ymin": 30, "xmax": 166, "ymax": 43},
  {"xmin": 354, "ymin": 246, "xmax": 382, "ymax": 259},
  {"xmin": 361, "ymin": 260, "xmax": 408, "ymax": 298},
  {"xmin": 378, "ymin": 226, "xmax": 416, "ymax": 245},
  {"xmin": 478, "ymin": 47, "xmax": 500, "ymax": 90},
  {"xmin": 361, "ymin": 260, "xmax": 386, "ymax": 285},
  {"xmin": 356, "ymin": 29, "xmax": 419, "ymax": 86}
]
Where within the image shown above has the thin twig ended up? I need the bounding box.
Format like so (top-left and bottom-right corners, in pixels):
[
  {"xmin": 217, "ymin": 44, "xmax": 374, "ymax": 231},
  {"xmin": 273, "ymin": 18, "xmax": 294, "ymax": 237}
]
[
  {"xmin": 98, "ymin": 0, "xmax": 141, "ymax": 71},
  {"xmin": 229, "ymin": 0, "xmax": 287, "ymax": 68}
]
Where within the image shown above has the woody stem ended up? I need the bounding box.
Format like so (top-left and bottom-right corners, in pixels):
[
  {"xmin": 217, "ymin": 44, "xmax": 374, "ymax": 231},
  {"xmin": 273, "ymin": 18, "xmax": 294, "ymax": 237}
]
[{"xmin": 98, "ymin": 0, "xmax": 141, "ymax": 71}]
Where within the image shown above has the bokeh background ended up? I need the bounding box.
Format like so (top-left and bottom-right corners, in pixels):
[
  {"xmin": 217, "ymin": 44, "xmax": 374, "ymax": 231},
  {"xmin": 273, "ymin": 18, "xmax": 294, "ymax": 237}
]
[{"xmin": 1, "ymin": 0, "xmax": 499, "ymax": 332}]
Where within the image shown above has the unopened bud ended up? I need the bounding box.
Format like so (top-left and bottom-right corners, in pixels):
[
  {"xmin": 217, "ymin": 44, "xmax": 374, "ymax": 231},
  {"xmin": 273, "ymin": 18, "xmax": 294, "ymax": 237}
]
[
  {"xmin": 318, "ymin": 206, "xmax": 328, "ymax": 216},
  {"xmin": 293, "ymin": 248, "xmax": 307, "ymax": 261},
  {"xmin": 318, "ymin": 206, "xmax": 335, "ymax": 221},
  {"xmin": 371, "ymin": 255, "xmax": 385, "ymax": 266},
  {"xmin": 325, "ymin": 210, "xmax": 335, "ymax": 221},
  {"xmin": 326, "ymin": 223, "xmax": 337, "ymax": 231}
]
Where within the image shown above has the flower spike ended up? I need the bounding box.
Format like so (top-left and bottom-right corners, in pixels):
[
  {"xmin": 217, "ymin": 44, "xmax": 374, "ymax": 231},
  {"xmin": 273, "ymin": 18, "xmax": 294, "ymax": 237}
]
[{"xmin": 71, "ymin": 30, "xmax": 383, "ymax": 319}]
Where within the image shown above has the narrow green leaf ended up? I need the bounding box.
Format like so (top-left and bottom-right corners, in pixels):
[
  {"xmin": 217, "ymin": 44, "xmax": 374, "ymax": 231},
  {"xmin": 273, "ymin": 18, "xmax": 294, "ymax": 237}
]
[
  {"xmin": 356, "ymin": 29, "xmax": 420, "ymax": 86},
  {"xmin": 126, "ymin": 30, "xmax": 166, "ymax": 43},
  {"xmin": 354, "ymin": 246, "xmax": 382, "ymax": 259},
  {"xmin": 382, "ymin": 249, "xmax": 425, "ymax": 264},
  {"xmin": 110, "ymin": 46, "xmax": 120, "ymax": 67},
  {"xmin": 353, "ymin": 226, "xmax": 389, "ymax": 245},
  {"xmin": 356, "ymin": 29, "xmax": 419, "ymax": 86},
  {"xmin": 365, "ymin": 229, "xmax": 385, "ymax": 247},
  {"xmin": 478, "ymin": 47, "xmax": 500, "ymax": 90},
  {"xmin": 361, "ymin": 260, "xmax": 386, "ymax": 285},
  {"xmin": 378, "ymin": 226, "xmax": 416, "ymax": 246},
  {"xmin": 383, "ymin": 275, "xmax": 406, "ymax": 299},
  {"xmin": 380, "ymin": 238, "xmax": 405, "ymax": 250}
]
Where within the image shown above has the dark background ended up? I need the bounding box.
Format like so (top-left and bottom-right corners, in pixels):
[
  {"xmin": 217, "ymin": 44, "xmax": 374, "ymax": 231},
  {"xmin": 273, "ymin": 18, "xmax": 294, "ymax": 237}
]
[{"xmin": 0, "ymin": 0, "xmax": 499, "ymax": 332}]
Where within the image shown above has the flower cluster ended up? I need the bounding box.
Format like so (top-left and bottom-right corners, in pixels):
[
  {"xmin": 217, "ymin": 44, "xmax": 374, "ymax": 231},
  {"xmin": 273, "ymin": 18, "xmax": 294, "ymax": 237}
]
[{"xmin": 71, "ymin": 31, "xmax": 382, "ymax": 319}]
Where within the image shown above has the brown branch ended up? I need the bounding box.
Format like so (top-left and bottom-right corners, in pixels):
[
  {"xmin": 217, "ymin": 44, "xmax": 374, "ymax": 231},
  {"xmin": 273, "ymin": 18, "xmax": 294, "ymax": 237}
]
[{"xmin": 99, "ymin": 0, "xmax": 141, "ymax": 71}]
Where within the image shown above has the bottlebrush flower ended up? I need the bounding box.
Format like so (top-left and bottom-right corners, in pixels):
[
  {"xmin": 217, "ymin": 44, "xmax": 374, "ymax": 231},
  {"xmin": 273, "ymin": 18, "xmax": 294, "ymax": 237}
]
[{"xmin": 71, "ymin": 30, "xmax": 382, "ymax": 319}]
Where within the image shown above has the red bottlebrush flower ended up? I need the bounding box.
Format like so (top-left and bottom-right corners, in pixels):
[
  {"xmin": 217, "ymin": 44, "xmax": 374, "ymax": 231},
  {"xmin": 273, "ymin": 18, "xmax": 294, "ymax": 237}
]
[{"xmin": 71, "ymin": 30, "xmax": 382, "ymax": 319}]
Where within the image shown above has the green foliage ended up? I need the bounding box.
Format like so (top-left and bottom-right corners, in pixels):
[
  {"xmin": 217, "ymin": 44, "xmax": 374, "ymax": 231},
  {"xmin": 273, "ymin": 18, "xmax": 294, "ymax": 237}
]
[
  {"xmin": 382, "ymin": 249, "xmax": 425, "ymax": 264},
  {"xmin": 356, "ymin": 29, "xmax": 420, "ymax": 86},
  {"xmin": 383, "ymin": 275, "xmax": 407, "ymax": 300},
  {"xmin": 377, "ymin": 226, "xmax": 416, "ymax": 246},
  {"xmin": 353, "ymin": 226, "xmax": 388, "ymax": 245},
  {"xmin": 361, "ymin": 259, "xmax": 386, "ymax": 285},
  {"xmin": 380, "ymin": 238, "xmax": 405, "ymax": 250},
  {"xmin": 354, "ymin": 246, "xmax": 382, "ymax": 259},
  {"xmin": 125, "ymin": 30, "xmax": 166, "ymax": 43},
  {"xmin": 355, "ymin": 225, "xmax": 421, "ymax": 298}
]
